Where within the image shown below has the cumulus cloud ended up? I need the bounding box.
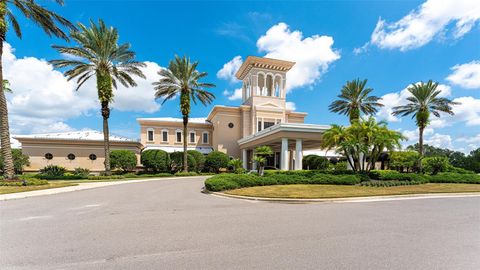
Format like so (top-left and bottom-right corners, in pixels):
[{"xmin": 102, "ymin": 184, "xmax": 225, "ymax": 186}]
[
  {"xmin": 376, "ymin": 83, "xmax": 451, "ymax": 122},
  {"xmin": 257, "ymin": 22, "xmax": 340, "ymax": 91},
  {"xmin": 218, "ymin": 22, "xmax": 340, "ymax": 95},
  {"xmin": 223, "ymin": 88, "xmax": 243, "ymax": 101},
  {"xmin": 285, "ymin": 101, "xmax": 296, "ymax": 111},
  {"xmin": 365, "ymin": 0, "xmax": 480, "ymax": 51},
  {"xmin": 401, "ymin": 128, "xmax": 452, "ymax": 149},
  {"xmin": 217, "ymin": 56, "xmax": 243, "ymax": 83},
  {"xmin": 3, "ymin": 43, "xmax": 162, "ymax": 135},
  {"xmin": 446, "ymin": 60, "xmax": 480, "ymax": 89}
]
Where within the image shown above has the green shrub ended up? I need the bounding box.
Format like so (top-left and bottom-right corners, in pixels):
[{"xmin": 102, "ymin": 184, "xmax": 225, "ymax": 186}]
[
  {"xmin": 234, "ymin": 168, "xmax": 247, "ymax": 174},
  {"xmin": 389, "ymin": 151, "xmax": 419, "ymax": 172},
  {"xmin": 36, "ymin": 174, "xmax": 85, "ymax": 180},
  {"xmin": 360, "ymin": 180, "xmax": 423, "ymax": 187},
  {"xmin": 422, "ymin": 156, "xmax": 449, "ymax": 175},
  {"xmin": 228, "ymin": 158, "xmax": 243, "ymax": 171},
  {"xmin": 141, "ymin": 150, "xmax": 170, "ymax": 173},
  {"xmin": 39, "ymin": 165, "xmax": 66, "ymax": 177},
  {"xmin": 170, "ymin": 152, "xmax": 197, "ymax": 172},
  {"xmin": 73, "ymin": 168, "xmax": 90, "ymax": 178},
  {"xmin": 187, "ymin": 150, "xmax": 206, "ymax": 172},
  {"xmin": 204, "ymin": 151, "xmax": 230, "ymax": 173},
  {"xmin": 87, "ymin": 175, "xmax": 125, "ymax": 180},
  {"xmin": 0, "ymin": 148, "xmax": 30, "ymax": 174},
  {"xmin": 427, "ymin": 173, "xmax": 480, "ymax": 184},
  {"xmin": 174, "ymin": 171, "xmax": 199, "ymax": 177},
  {"xmin": 204, "ymin": 172, "xmax": 361, "ymax": 191},
  {"xmin": 110, "ymin": 150, "xmax": 137, "ymax": 172},
  {"xmin": 334, "ymin": 161, "xmax": 348, "ymax": 171},
  {"xmin": 303, "ymin": 155, "xmax": 330, "ymax": 170},
  {"xmin": 445, "ymin": 165, "xmax": 474, "ymax": 174},
  {"xmin": 369, "ymin": 170, "xmax": 427, "ymax": 182},
  {"xmin": 0, "ymin": 179, "xmax": 48, "ymax": 186}
]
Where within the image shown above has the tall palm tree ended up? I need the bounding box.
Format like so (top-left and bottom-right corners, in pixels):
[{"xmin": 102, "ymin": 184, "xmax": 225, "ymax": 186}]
[
  {"xmin": 392, "ymin": 80, "xmax": 459, "ymax": 171},
  {"xmin": 50, "ymin": 19, "xmax": 145, "ymax": 175},
  {"xmin": 329, "ymin": 79, "xmax": 383, "ymax": 124},
  {"xmin": 153, "ymin": 56, "xmax": 215, "ymax": 172},
  {"xmin": 0, "ymin": 0, "xmax": 73, "ymax": 180}
]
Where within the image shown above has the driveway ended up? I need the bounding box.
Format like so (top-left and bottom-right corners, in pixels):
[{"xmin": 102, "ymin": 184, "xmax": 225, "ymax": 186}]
[{"xmin": 1, "ymin": 176, "xmax": 479, "ymax": 270}]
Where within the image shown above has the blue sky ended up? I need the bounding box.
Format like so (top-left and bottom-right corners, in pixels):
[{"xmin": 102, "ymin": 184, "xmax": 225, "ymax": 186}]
[{"xmin": 5, "ymin": 0, "xmax": 480, "ymax": 152}]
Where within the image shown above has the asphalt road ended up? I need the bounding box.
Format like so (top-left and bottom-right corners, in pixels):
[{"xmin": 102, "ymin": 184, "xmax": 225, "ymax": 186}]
[{"xmin": 1, "ymin": 176, "xmax": 479, "ymax": 270}]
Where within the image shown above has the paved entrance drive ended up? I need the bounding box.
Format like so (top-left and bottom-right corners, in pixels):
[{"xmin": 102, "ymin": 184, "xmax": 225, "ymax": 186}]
[{"xmin": 1, "ymin": 176, "xmax": 479, "ymax": 269}]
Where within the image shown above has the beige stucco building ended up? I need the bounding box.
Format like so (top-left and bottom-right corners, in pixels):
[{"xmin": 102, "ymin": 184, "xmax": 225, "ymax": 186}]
[
  {"xmin": 138, "ymin": 56, "xmax": 330, "ymax": 170},
  {"xmin": 14, "ymin": 131, "xmax": 142, "ymax": 172}
]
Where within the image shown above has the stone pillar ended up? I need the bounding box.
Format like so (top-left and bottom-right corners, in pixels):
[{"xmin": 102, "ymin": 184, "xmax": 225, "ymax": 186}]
[
  {"xmin": 295, "ymin": 139, "xmax": 303, "ymax": 170},
  {"xmin": 242, "ymin": 149, "xmax": 248, "ymax": 169},
  {"xmin": 281, "ymin": 138, "xmax": 289, "ymax": 170}
]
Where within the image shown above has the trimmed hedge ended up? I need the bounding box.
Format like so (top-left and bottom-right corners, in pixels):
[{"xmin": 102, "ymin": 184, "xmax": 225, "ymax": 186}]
[
  {"xmin": 368, "ymin": 170, "xmax": 427, "ymax": 182},
  {"xmin": 427, "ymin": 173, "xmax": 480, "ymax": 184},
  {"xmin": 204, "ymin": 151, "xmax": 230, "ymax": 173},
  {"xmin": 0, "ymin": 179, "xmax": 48, "ymax": 186},
  {"xmin": 170, "ymin": 152, "xmax": 197, "ymax": 172},
  {"xmin": 110, "ymin": 150, "xmax": 137, "ymax": 172},
  {"xmin": 174, "ymin": 171, "xmax": 199, "ymax": 177},
  {"xmin": 204, "ymin": 173, "xmax": 361, "ymax": 192},
  {"xmin": 141, "ymin": 150, "xmax": 170, "ymax": 173},
  {"xmin": 302, "ymin": 155, "xmax": 329, "ymax": 170},
  {"xmin": 360, "ymin": 180, "xmax": 423, "ymax": 187}
]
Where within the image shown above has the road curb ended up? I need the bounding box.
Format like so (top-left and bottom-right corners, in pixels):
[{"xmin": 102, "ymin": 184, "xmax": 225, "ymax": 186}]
[
  {"xmin": 209, "ymin": 191, "xmax": 480, "ymax": 203},
  {"xmin": 0, "ymin": 176, "xmax": 207, "ymax": 201}
]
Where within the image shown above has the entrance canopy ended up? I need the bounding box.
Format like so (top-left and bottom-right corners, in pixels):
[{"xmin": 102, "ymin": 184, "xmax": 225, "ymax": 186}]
[{"xmin": 238, "ymin": 123, "xmax": 330, "ymax": 170}]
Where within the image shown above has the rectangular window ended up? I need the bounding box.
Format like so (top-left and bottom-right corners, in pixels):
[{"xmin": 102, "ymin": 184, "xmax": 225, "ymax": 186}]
[
  {"xmin": 264, "ymin": 122, "xmax": 275, "ymax": 129},
  {"xmin": 202, "ymin": 132, "xmax": 209, "ymax": 144},
  {"xmin": 162, "ymin": 130, "xmax": 168, "ymax": 142},
  {"xmin": 190, "ymin": 132, "xmax": 195, "ymax": 143},
  {"xmin": 258, "ymin": 121, "xmax": 262, "ymax": 132},
  {"xmin": 147, "ymin": 130, "xmax": 154, "ymax": 141},
  {"xmin": 176, "ymin": 131, "xmax": 182, "ymax": 143}
]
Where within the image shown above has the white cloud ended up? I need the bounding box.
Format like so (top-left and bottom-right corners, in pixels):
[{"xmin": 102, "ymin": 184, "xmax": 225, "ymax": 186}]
[
  {"xmin": 217, "ymin": 56, "xmax": 243, "ymax": 83},
  {"xmin": 401, "ymin": 128, "xmax": 452, "ymax": 149},
  {"xmin": 376, "ymin": 83, "xmax": 451, "ymax": 122},
  {"xmin": 257, "ymin": 22, "xmax": 340, "ymax": 91},
  {"xmin": 446, "ymin": 60, "xmax": 480, "ymax": 89},
  {"xmin": 3, "ymin": 43, "xmax": 161, "ymax": 135},
  {"xmin": 223, "ymin": 88, "xmax": 243, "ymax": 101},
  {"xmin": 285, "ymin": 101, "xmax": 296, "ymax": 110},
  {"xmin": 450, "ymin": 96, "xmax": 480, "ymax": 126},
  {"xmin": 367, "ymin": 0, "xmax": 480, "ymax": 51},
  {"xmin": 425, "ymin": 133, "xmax": 453, "ymax": 149}
]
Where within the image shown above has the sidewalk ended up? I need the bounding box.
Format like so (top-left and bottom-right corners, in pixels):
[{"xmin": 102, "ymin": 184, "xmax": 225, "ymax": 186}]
[{"xmin": 0, "ymin": 176, "xmax": 205, "ymax": 201}]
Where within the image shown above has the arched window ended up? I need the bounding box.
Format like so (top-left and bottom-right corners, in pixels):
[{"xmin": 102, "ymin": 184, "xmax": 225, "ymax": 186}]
[
  {"xmin": 45, "ymin": 153, "xmax": 53, "ymax": 160},
  {"xmin": 67, "ymin": 153, "xmax": 76, "ymax": 160}
]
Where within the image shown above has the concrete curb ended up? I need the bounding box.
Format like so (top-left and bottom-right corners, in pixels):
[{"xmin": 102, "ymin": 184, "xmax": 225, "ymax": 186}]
[
  {"xmin": 209, "ymin": 191, "xmax": 480, "ymax": 203},
  {"xmin": 0, "ymin": 176, "xmax": 207, "ymax": 201}
]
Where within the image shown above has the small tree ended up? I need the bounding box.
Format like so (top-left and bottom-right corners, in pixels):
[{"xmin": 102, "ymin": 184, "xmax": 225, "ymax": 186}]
[
  {"xmin": 110, "ymin": 150, "xmax": 137, "ymax": 173},
  {"xmin": 204, "ymin": 151, "xmax": 229, "ymax": 173},
  {"xmin": 422, "ymin": 156, "xmax": 449, "ymax": 175},
  {"xmin": 0, "ymin": 149, "xmax": 29, "ymax": 174},
  {"xmin": 187, "ymin": 150, "xmax": 205, "ymax": 172},
  {"xmin": 170, "ymin": 152, "xmax": 196, "ymax": 173},
  {"xmin": 389, "ymin": 151, "xmax": 419, "ymax": 172},
  {"xmin": 254, "ymin": 146, "xmax": 273, "ymax": 176},
  {"xmin": 228, "ymin": 158, "xmax": 243, "ymax": 171},
  {"xmin": 141, "ymin": 150, "xmax": 170, "ymax": 173}
]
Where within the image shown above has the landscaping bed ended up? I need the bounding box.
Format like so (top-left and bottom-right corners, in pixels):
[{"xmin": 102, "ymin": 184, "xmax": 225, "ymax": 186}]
[{"xmin": 224, "ymin": 184, "xmax": 480, "ymax": 199}]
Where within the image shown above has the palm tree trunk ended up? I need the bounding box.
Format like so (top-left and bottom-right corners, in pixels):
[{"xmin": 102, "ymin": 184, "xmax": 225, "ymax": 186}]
[
  {"xmin": 418, "ymin": 126, "xmax": 424, "ymax": 173},
  {"xmin": 182, "ymin": 115, "xmax": 188, "ymax": 172},
  {"xmin": 0, "ymin": 39, "xmax": 15, "ymax": 180},
  {"xmin": 101, "ymin": 101, "xmax": 111, "ymax": 176}
]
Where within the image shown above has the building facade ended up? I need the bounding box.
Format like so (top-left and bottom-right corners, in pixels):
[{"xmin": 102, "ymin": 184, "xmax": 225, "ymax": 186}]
[{"xmin": 138, "ymin": 56, "xmax": 330, "ymax": 170}]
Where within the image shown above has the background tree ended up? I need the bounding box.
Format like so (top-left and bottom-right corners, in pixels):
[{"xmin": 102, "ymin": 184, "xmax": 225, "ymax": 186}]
[
  {"xmin": 392, "ymin": 80, "xmax": 459, "ymax": 171},
  {"xmin": 329, "ymin": 79, "xmax": 383, "ymax": 123},
  {"xmin": 0, "ymin": 0, "xmax": 73, "ymax": 180},
  {"xmin": 51, "ymin": 19, "xmax": 145, "ymax": 176},
  {"xmin": 153, "ymin": 55, "xmax": 215, "ymax": 172}
]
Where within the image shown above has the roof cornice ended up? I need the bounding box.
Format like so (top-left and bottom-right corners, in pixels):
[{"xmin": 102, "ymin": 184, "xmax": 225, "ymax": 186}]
[{"xmin": 235, "ymin": 56, "xmax": 295, "ymax": 80}]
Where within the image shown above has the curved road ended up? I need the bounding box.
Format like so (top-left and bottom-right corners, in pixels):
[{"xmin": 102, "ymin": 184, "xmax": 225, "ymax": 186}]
[{"xmin": 1, "ymin": 176, "xmax": 479, "ymax": 270}]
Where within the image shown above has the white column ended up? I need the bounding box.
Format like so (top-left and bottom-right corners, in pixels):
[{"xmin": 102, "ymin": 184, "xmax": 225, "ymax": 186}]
[
  {"xmin": 281, "ymin": 138, "xmax": 288, "ymax": 170},
  {"xmin": 295, "ymin": 139, "xmax": 303, "ymax": 170},
  {"xmin": 252, "ymin": 149, "xmax": 257, "ymax": 170},
  {"xmin": 242, "ymin": 149, "xmax": 247, "ymax": 169}
]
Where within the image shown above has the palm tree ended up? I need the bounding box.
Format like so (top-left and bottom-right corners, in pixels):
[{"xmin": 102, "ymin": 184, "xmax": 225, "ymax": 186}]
[
  {"xmin": 254, "ymin": 145, "xmax": 273, "ymax": 176},
  {"xmin": 153, "ymin": 55, "xmax": 215, "ymax": 172},
  {"xmin": 50, "ymin": 19, "xmax": 145, "ymax": 176},
  {"xmin": 0, "ymin": 0, "xmax": 73, "ymax": 180},
  {"xmin": 392, "ymin": 80, "xmax": 459, "ymax": 171},
  {"xmin": 329, "ymin": 79, "xmax": 383, "ymax": 123}
]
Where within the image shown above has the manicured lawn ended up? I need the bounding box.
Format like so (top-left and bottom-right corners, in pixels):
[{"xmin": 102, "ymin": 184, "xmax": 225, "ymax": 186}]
[
  {"xmin": 0, "ymin": 182, "xmax": 77, "ymax": 195},
  {"xmin": 224, "ymin": 183, "xmax": 480, "ymax": 199}
]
